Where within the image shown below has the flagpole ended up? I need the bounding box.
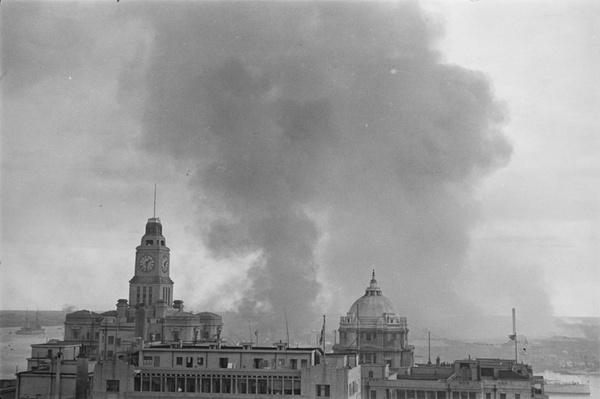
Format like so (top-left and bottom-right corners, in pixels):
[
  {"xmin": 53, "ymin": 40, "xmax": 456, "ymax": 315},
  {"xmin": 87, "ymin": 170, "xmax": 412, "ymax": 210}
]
[
  {"xmin": 512, "ymin": 308, "xmax": 518, "ymax": 364},
  {"xmin": 323, "ymin": 315, "xmax": 326, "ymax": 364}
]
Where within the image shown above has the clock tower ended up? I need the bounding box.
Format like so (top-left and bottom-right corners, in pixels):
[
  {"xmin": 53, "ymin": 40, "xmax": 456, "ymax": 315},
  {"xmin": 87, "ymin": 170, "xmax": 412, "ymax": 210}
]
[{"xmin": 129, "ymin": 217, "xmax": 174, "ymax": 308}]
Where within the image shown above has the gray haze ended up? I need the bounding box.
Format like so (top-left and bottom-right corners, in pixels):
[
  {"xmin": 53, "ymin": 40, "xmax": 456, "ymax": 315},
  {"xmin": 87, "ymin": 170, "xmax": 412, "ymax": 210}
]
[{"xmin": 126, "ymin": 1, "xmax": 540, "ymax": 339}]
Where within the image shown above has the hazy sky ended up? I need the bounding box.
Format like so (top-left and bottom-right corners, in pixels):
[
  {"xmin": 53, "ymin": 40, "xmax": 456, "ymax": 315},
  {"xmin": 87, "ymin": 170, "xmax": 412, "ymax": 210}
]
[{"xmin": 1, "ymin": 1, "xmax": 598, "ymax": 338}]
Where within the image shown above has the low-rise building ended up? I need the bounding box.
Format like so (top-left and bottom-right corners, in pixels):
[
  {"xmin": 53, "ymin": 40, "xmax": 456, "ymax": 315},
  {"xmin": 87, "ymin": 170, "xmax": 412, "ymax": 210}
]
[
  {"xmin": 15, "ymin": 341, "xmax": 94, "ymax": 399},
  {"xmin": 92, "ymin": 342, "xmax": 362, "ymax": 398}
]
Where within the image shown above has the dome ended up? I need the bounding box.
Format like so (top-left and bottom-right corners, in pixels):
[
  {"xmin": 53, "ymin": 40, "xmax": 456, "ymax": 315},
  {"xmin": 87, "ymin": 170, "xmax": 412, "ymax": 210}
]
[{"xmin": 348, "ymin": 271, "xmax": 397, "ymax": 317}]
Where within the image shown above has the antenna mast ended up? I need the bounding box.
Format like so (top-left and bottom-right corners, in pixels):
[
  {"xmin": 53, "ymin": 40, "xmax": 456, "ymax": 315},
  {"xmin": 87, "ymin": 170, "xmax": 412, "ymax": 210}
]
[
  {"xmin": 284, "ymin": 307, "xmax": 290, "ymax": 345},
  {"xmin": 428, "ymin": 331, "xmax": 431, "ymax": 365}
]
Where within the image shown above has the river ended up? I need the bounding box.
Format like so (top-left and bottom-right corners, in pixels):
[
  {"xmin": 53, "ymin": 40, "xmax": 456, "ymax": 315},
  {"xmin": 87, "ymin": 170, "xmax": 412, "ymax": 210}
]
[
  {"xmin": 0, "ymin": 325, "xmax": 64, "ymax": 379},
  {"xmin": 542, "ymin": 371, "xmax": 599, "ymax": 399}
]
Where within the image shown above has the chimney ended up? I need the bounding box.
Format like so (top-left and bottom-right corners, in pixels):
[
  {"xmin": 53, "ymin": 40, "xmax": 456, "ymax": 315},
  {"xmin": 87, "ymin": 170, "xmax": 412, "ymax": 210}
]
[
  {"xmin": 155, "ymin": 299, "xmax": 168, "ymax": 318},
  {"xmin": 173, "ymin": 300, "xmax": 184, "ymax": 312},
  {"xmin": 75, "ymin": 353, "xmax": 89, "ymax": 399},
  {"xmin": 135, "ymin": 304, "xmax": 148, "ymax": 342},
  {"xmin": 116, "ymin": 299, "xmax": 128, "ymax": 318}
]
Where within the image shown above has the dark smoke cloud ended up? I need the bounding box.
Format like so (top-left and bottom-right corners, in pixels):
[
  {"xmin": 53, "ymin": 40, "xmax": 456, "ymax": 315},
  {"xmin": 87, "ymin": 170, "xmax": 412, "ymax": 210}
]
[{"xmin": 132, "ymin": 2, "xmax": 517, "ymax": 338}]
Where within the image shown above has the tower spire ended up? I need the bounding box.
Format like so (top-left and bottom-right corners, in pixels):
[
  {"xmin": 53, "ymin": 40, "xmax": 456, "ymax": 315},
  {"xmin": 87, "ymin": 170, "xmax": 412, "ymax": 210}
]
[{"xmin": 153, "ymin": 183, "xmax": 157, "ymax": 218}]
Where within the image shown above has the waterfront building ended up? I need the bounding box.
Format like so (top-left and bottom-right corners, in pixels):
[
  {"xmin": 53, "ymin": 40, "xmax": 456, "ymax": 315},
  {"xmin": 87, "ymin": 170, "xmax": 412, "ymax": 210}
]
[
  {"xmin": 333, "ymin": 273, "xmax": 548, "ymax": 399},
  {"xmin": 333, "ymin": 271, "xmax": 414, "ymax": 379},
  {"xmin": 14, "ymin": 215, "xmax": 550, "ymax": 399},
  {"xmin": 65, "ymin": 216, "xmax": 223, "ymax": 363}
]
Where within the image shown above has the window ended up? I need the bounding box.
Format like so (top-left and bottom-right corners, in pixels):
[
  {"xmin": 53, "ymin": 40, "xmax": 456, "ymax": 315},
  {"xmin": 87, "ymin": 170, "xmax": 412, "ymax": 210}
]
[
  {"xmin": 396, "ymin": 390, "xmax": 406, "ymax": 399},
  {"xmin": 481, "ymin": 367, "xmax": 494, "ymax": 377},
  {"xmin": 237, "ymin": 378, "xmax": 247, "ymax": 394},
  {"xmin": 72, "ymin": 329, "xmax": 79, "ymax": 339},
  {"xmin": 153, "ymin": 356, "xmax": 160, "ymax": 367},
  {"xmin": 301, "ymin": 359, "xmax": 308, "ymax": 368},
  {"xmin": 284, "ymin": 379, "xmax": 293, "ymax": 395},
  {"xmin": 106, "ymin": 380, "xmax": 120, "ymax": 392},
  {"xmin": 151, "ymin": 376, "xmax": 161, "ymax": 392},
  {"xmin": 95, "ymin": 332, "xmax": 100, "ymax": 340},
  {"xmin": 219, "ymin": 357, "xmax": 229, "ymax": 368},
  {"xmin": 370, "ymin": 390, "xmax": 377, "ymax": 399},
  {"xmin": 469, "ymin": 394, "xmax": 476, "ymax": 399},
  {"xmin": 136, "ymin": 287, "xmax": 141, "ymax": 304},
  {"xmin": 176, "ymin": 356, "xmax": 183, "ymax": 365},
  {"xmin": 197, "ymin": 357, "xmax": 204, "ymax": 365},
  {"xmin": 515, "ymin": 395, "xmax": 521, "ymax": 399},
  {"xmin": 316, "ymin": 384, "xmax": 330, "ymax": 397},
  {"xmin": 108, "ymin": 336, "xmax": 114, "ymax": 345},
  {"xmin": 146, "ymin": 240, "xmax": 153, "ymax": 245},
  {"xmin": 254, "ymin": 358, "xmax": 263, "ymax": 369},
  {"xmin": 290, "ymin": 359, "xmax": 298, "ymax": 369},
  {"xmin": 369, "ymin": 371, "xmax": 374, "ymax": 378},
  {"xmin": 437, "ymin": 392, "xmax": 446, "ymax": 399},
  {"xmin": 186, "ymin": 377, "xmax": 196, "ymax": 392},
  {"xmin": 186, "ymin": 357, "xmax": 193, "ymax": 367},
  {"xmin": 499, "ymin": 395, "xmax": 506, "ymax": 399},
  {"xmin": 148, "ymin": 287, "xmax": 153, "ymax": 304},
  {"xmin": 107, "ymin": 350, "xmax": 113, "ymax": 358},
  {"xmin": 485, "ymin": 394, "xmax": 491, "ymax": 399},
  {"xmin": 143, "ymin": 356, "xmax": 153, "ymax": 365},
  {"xmin": 201, "ymin": 378, "xmax": 211, "ymax": 393},
  {"xmin": 258, "ymin": 379, "xmax": 268, "ymax": 394}
]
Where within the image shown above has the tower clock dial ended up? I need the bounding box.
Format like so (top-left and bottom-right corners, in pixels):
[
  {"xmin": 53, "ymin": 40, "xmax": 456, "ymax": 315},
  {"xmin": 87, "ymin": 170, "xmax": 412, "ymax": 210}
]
[
  {"xmin": 161, "ymin": 256, "xmax": 169, "ymax": 273},
  {"xmin": 139, "ymin": 255, "xmax": 155, "ymax": 272}
]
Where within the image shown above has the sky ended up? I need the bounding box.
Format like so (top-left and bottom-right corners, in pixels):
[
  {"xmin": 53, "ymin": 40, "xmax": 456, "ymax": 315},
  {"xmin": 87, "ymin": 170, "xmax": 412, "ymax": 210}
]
[{"xmin": 1, "ymin": 0, "xmax": 598, "ymax": 340}]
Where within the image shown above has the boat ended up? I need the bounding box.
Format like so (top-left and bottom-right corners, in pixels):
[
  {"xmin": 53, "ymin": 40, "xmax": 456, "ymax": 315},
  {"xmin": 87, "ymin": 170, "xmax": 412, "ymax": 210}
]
[
  {"xmin": 15, "ymin": 311, "xmax": 45, "ymax": 335},
  {"xmin": 544, "ymin": 380, "xmax": 591, "ymax": 395}
]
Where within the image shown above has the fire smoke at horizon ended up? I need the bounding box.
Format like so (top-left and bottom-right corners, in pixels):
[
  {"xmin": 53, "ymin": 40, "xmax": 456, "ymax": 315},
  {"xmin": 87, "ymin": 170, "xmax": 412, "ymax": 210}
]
[{"xmin": 131, "ymin": 2, "xmax": 552, "ymax": 338}]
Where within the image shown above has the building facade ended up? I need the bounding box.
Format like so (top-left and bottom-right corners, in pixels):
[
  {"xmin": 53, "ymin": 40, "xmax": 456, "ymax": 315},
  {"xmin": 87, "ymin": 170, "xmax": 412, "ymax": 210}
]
[{"xmin": 92, "ymin": 343, "xmax": 362, "ymax": 399}]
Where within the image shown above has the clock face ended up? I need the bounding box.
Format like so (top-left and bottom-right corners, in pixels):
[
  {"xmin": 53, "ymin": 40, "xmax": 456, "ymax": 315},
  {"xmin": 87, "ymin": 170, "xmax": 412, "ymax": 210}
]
[
  {"xmin": 161, "ymin": 256, "xmax": 169, "ymax": 273},
  {"xmin": 139, "ymin": 255, "xmax": 155, "ymax": 272}
]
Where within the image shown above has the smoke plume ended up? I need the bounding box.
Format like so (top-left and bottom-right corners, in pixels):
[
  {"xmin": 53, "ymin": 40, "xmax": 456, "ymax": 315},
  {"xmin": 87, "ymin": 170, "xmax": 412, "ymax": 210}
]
[{"xmin": 133, "ymin": 2, "xmax": 515, "ymax": 338}]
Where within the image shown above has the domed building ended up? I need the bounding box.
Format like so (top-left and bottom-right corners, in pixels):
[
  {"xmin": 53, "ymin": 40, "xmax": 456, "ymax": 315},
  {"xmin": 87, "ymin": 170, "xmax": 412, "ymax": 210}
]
[{"xmin": 333, "ymin": 271, "xmax": 414, "ymax": 378}]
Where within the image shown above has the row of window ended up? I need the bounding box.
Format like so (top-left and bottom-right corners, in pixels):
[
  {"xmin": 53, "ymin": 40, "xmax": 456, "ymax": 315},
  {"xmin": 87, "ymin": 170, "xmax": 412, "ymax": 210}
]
[
  {"xmin": 71, "ymin": 329, "xmax": 99, "ymax": 341},
  {"xmin": 133, "ymin": 374, "xmax": 302, "ymax": 395},
  {"xmin": 142, "ymin": 355, "xmax": 309, "ymax": 370},
  {"xmin": 340, "ymin": 332, "xmax": 403, "ymax": 341},
  {"xmin": 379, "ymin": 390, "xmax": 520, "ymax": 399}
]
